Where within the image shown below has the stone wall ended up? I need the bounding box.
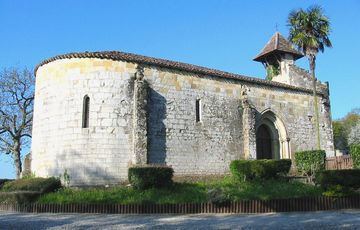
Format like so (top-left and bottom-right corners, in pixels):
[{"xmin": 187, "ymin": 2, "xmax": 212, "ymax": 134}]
[
  {"xmin": 272, "ymin": 63, "xmax": 334, "ymax": 156},
  {"xmin": 31, "ymin": 57, "xmax": 335, "ymax": 186},
  {"xmin": 273, "ymin": 64, "xmax": 329, "ymax": 95},
  {"xmin": 31, "ymin": 59, "xmax": 137, "ymax": 186},
  {"xmin": 145, "ymin": 67, "xmax": 245, "ymax": 175},
  {"xmin": 246, "ymin": 84, "xmax": 334, "ymax": 157},
  {"xmin": 143, "ymin": 64, "xmax": 335, "ymax": 175}
]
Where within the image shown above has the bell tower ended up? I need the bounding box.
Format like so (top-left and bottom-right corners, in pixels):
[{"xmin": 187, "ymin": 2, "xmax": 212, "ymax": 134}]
[{"xmin": 253, "ymin": 32, "xmax": 304, "ymax": 84}]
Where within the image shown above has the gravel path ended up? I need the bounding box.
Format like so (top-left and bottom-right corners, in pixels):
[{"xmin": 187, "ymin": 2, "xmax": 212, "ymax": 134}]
[{"xmin": 1, "ymin": 210, "xmax": 360, "ymax": 229}]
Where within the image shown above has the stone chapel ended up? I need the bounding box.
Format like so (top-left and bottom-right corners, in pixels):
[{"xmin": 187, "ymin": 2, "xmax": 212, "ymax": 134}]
[{"xmin": 30, "ymin": 32, "xmax": 334, "ymax": 186}]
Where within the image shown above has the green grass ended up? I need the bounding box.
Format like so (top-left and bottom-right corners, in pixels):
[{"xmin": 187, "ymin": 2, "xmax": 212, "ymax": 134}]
[
  {"xmin": 36, "ymin": 183, "xmax": 208, "ymax": 204},
  {"xmin": 216, "ymin": 178, "xmax": 322, "ymax": 201},
  {"xmin": 36, "ymin": 177, "xmax": 323, "ymax": 204}
]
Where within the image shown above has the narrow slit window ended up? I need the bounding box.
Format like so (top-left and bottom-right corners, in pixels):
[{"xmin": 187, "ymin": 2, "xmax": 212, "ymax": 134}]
[
  {"xmin": 82, "ymin": 95, "xmax": 90, "ymax": 128},
  {"xmin": 196, "ymin": 99, "xmax": 201, "ymax": 122}
]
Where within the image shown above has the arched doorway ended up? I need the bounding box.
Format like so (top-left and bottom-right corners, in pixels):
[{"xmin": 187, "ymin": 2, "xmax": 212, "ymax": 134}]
[
  {"xmin": 255, "ymin": 110, "xmax": 290, "ymax": 159},
  {"xmin": 256, "ymin": 125, "xmax": 273, "ymax": 159}
]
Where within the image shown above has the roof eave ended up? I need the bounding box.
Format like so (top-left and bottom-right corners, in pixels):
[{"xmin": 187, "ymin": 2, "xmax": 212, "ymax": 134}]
[
  {"xmin": 35, "ymin": 51, "xmax": 320, "ymax": 96},
  {"xmin": 253, "ymin": 50, "xmax": 304, "ymax": 63}
]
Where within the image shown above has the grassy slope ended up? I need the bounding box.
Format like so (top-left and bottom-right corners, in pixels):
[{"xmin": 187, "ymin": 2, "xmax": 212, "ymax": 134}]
[{"xmin": 36, "ymin": 177, "xmax": 323, "ymax": 204}]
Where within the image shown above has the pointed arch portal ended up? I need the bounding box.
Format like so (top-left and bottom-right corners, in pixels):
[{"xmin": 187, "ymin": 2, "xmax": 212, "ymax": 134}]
[
  {"xmin": 256, "ymin": 124, "xmax": 274, "ymax": 159},
  {"xmin": 256, "ymin": 111, "xmax": 290, "ymax": 159}
]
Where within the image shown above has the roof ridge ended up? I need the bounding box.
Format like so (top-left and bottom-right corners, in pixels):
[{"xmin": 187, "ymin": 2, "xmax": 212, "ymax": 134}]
[{"xmin": 275, "ymin": 32, "xmax": 279, "ymax": 50}]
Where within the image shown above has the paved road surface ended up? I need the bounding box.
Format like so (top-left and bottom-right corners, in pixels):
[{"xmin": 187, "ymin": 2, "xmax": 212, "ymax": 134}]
[{"xmin": 1, "ymin": 209, "xmax": 360, "ymax": 229}]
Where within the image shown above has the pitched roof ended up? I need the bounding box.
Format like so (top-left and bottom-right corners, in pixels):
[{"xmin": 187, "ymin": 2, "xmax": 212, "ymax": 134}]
[
  {"xmin": 34, "ymin": 50, "xmax": 315, "ymax": 94},
  {"xmin": 253, "ymin": 32, "xmax": 304, "ymax": 62}
]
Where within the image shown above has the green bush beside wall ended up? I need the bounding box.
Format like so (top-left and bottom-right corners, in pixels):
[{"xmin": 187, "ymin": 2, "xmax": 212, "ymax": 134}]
[
  {"xmin": 294, "ymin": 150, "xmax": 326, "ymax": 183},
  {"xmin": 1, "ymin": 177, "xmax": 61, "ymax": 193},
  {"xmin": 0, "ymin": 191, "xmax": 41, "ymax": 204},
  {"xmin": 128, "ymin": 165, "xmax": 174, "ymax": 190},
  {"xmin": 230, "ymin": 159, "xmax": 292, "ymax": 181},
  {"xmin": 0, "ymin": 179, "xmax": 13, "ymax": 190},
  {"xmin": 315, "ymin": 169, "xmax": 360, "ymax": 189}
]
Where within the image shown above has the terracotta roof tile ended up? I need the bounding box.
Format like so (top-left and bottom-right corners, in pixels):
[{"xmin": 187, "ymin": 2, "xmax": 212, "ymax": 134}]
[
  {"xmin": 253, "ymin": 32, "xmax": 303, "ymax": 62},
  {"xmin": 35, "ymin": 50, "xmax": 315, "ymax": 94}
]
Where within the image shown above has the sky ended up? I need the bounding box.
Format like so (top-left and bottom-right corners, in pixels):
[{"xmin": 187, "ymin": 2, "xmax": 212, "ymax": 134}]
[{"xmin": 0, "ymin": 0, "xmax": 359, "ymax": 179}]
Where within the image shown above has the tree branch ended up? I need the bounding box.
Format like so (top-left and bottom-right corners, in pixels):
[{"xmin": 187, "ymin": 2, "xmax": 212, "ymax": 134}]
[{"xmin": 0, "ymin": 67, "xmax": 35, "ymax": 178}]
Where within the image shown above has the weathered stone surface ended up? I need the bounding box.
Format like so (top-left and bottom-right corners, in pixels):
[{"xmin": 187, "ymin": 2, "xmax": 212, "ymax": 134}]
[
  {"xmin": 146, "ymin": 68, "xmax": 244, "ymax": 174},
  {"xmin": 32, "ymin": 59, "xmax": 137, "ymax": 186},
  {"xmin": 133, "ymin": 64, "xmax": 148, "ymax": 165},
  {"xmin": 21, "ymin": 152, "xmax": 32, "ymax": 178},
  {"xmin": 242, "ymin": 99, "xmax": 256, "ymax": 159},
  {"xmin": 31, "ymin": 54, "xmax": 335, "ymax": 186}
]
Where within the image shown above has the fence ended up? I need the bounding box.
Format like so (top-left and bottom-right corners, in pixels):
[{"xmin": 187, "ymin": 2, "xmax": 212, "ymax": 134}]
[
  {"xmin": 325, "ymin": 155, "xmax": 353, "ymax": 170},
  {"xmin": 1, "ymin": 196, "xmax": 360, "ymax": 214}
]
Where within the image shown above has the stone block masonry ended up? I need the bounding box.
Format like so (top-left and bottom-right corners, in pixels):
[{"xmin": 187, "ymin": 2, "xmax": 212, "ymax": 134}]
[
  {"xmin": 132, "ymin": 64, "xmax": 148, "ymax": 165},
  {"xmin": 146, "ymin": 68, "xmax": 245, "ymax": 174},
  {"xmin": 31, "ymin": 51, "xmax": 335, "ymax": 186},
  {"xmin": 32, "ymin": 59, "xmax": 138, "ymax": 186}
]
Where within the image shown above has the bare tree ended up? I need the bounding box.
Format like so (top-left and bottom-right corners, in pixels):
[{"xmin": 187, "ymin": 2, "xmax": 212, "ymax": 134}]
[{"xmin": 0, "ymin": 68, "xmax": 34, "ymax": 179}]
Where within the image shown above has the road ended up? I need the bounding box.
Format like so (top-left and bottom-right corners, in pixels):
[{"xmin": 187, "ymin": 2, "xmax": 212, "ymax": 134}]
[{"xmin": 0, "ymin": 209, "xmax": 360, "ymax": 229}]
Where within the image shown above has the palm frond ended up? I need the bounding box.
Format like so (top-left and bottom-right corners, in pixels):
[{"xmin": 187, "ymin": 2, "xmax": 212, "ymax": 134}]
[{"xmin": 287, "ymin": 5, "xmax": 332, "ymax": 56}]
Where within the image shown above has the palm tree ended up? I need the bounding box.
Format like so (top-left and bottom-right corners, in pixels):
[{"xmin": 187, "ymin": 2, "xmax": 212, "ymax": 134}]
[{"xmin": 288, "ymin": 5, "xmax": 332, "ymax": 149}]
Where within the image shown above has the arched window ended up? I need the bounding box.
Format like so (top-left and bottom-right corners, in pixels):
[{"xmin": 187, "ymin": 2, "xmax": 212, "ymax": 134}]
[{"xmin": 82, "ymin": 95, "xmax": 90, "ymax": 128}]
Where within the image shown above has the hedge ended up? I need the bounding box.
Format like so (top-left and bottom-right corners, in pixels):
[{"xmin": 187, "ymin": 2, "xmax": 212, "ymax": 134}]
[
  {"xmin": 315, "ymin": 169, "xmax": 360, "ymax": 189},
  {"xmin": 0, "ymin": 179, "xmax": 13, "ymax": 190},
  {"xmin": 230, "ymin": 159, "xmax": 292, "ymax": 181},
  {"xmin": 0, "ymin": 191, "xmax": 41, "ymax": 204},
  {"xmin": 1, "ymin": 177, "xmax": 61, "ymax": 193},
  {"xmin": 128, "ymin": 165, "xmax": 174, "ymax": 190},
  {"xmin": 294, "ymin": 150, "xmax": 326, "ymax": 183},
  {"xmin": 350, "ymin": 145, "xmax": 360, "ymax": 168}
]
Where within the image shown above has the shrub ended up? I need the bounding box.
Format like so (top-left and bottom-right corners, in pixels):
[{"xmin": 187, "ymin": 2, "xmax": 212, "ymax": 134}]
[
  {"xmin": 294, "ymin": 150, "xmax": 326, "ymax": 184},
  {"xmin": 322, "ymin": 185, "xmax": 357, "ymax": 197},
  {"xmin": 128, "ymin": 165, "xmax": 174, "ymax": 190},
  {"xmin": 0, "ymin": 191, "xmax": 41, "ymax": 204},
  {"xmin": 350, "ymin": 145, "xmax": 360, "ymax": 168},
  {"xmin": 1, "ymin": 177, "xmax": 61, "ymax": 193},
  {"xmin": 276, "ymin": 159, "xmax": 293, "ymax": 175},
  {"xmin": 315, "ymin": 169, "xmax": 360, "ymax": 189},
  {"xmin": 0, "ymin": 179, "xmax": 13, "ymax": 190},
  {"xmin": 207, "ymin": 187, "xmax": 229, "ymax": 206},
  {"xmin": 230, "ymin": 159, "xmax": 292, "ymax": 181},
  {"xmin": 230, "ymin": 160, "xmax": 251, "ymax": 181}
]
